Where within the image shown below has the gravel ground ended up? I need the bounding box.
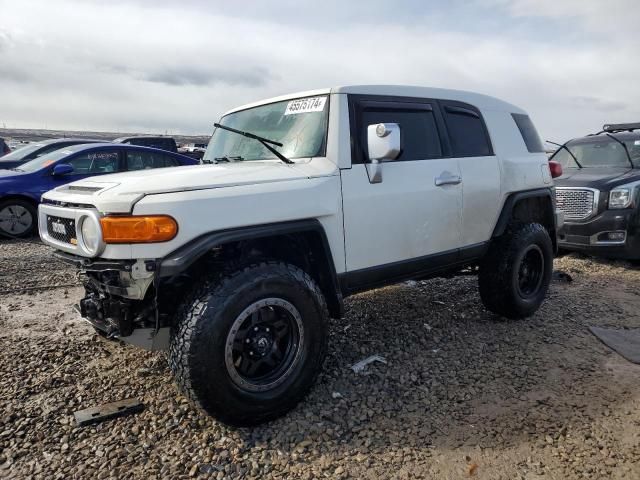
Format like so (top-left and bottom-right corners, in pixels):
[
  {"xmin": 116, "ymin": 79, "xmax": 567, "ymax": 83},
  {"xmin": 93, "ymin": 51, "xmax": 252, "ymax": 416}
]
[{"xmin": 1, "ymin": 239, "xmax": 640, "ymax": 479}]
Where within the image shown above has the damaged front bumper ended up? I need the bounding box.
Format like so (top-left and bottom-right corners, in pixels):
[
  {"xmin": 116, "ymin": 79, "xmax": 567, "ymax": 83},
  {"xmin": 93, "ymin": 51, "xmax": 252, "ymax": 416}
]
[{"xmin": 56, "ymin": 251, "xmax": 170, "ymax": 350}]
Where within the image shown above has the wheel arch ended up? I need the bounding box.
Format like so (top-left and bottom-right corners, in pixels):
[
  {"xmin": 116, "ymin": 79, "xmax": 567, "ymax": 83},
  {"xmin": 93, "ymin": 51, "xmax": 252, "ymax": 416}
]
[
  {"xmin": 492, "ymin": 188, "xmax": 557, "ymax": 252},
  {"xmin": 158, "ymin": 219, "xmax": 344, "ymax": 318},
  {"xmin": 0, "ymin": 193, "xmax": 39, "ymax": 207}
]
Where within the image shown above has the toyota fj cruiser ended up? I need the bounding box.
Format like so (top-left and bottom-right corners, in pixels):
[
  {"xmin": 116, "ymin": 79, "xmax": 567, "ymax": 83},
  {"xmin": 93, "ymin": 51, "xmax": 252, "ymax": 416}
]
[{"xmin": 39, "ymin": 86, "xmax": 561, "ymax": 425}]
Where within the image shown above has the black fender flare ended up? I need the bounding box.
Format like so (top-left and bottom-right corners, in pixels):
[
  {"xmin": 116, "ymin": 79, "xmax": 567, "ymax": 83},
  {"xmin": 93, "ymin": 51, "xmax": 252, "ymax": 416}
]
[
  {"xmin": 492, "ymin": 187, "xmax": 557, "ymax": 239},
  {"xmin": 157, "ymin": 218, "xmax": 344, "ymax": 316}
]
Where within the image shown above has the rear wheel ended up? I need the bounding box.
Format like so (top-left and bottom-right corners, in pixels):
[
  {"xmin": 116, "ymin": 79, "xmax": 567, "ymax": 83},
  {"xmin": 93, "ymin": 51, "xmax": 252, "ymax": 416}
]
[
  {"xmin": 169, "ymin": 261, "xmax": 328, "ymax": 426},
  {"xmin": 0, "ymin": 199, "xmax": 37, "ymax": 238},
  {"xmin": 478, "ymin": 223, "xmax": 553, "ymax": 319}
]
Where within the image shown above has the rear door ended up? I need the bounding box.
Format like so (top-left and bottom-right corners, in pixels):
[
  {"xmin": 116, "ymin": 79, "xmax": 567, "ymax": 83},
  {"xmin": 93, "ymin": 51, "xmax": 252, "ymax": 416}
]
[
  {"xmin": 441, "ymin": 101, "xmax": 501, "ymax": 248},
  {"xmin": 340, "ymin": 96, "xmax": 463, "ymax": 282}
]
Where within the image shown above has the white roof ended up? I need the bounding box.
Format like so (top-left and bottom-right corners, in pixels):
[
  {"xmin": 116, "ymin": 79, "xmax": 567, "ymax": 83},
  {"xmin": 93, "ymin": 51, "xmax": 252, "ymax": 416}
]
[{"xmin": 223, "ymin": 85, "xmax": 525, "ymax": 116}]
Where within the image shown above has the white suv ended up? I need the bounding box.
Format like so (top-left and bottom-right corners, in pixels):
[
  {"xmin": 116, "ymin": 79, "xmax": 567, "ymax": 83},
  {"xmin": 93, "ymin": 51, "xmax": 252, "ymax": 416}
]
[{"xmin": 39, "ymin": 85, "xmax": 561, "ymax": 425}]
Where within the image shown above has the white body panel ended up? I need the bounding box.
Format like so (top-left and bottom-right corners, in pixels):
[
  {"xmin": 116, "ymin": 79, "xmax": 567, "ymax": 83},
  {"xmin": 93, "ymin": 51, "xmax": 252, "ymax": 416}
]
[
  {"xmin": 39, "ymin": 85, "xmax": 551, "ymax": 279},
  {"xmin": 341, "ymin": 161, "xmax": 462, "ymax": 271},
  {"xmin": 131, "ymin": 173, "xmax": 346, "ymax": 272},
  {"xmin": 458, "ymin": 155, "xmax": 502, "ymax": 246}
]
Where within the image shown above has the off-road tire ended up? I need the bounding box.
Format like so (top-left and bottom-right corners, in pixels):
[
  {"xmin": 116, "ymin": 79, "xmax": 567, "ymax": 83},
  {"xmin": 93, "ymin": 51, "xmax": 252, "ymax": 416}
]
[
  {"xmin": 478, "ymin": 222, "xmax": 553, "ymax": 319},
  {"xmin": 0, "ymin": 199, "xmax": 37, "ymax": 238},
  {"xmin": 169, "ymin": 261, "xmax": 328, "ymax": 426}
]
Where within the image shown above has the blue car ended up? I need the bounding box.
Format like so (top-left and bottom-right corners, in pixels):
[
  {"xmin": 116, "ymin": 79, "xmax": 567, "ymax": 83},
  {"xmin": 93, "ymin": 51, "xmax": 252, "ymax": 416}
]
[
  {"xmin": 0, "ymin": 143, "xmax": 199, "ymax": 237},
  {"xmin": 0, "ymin": 138, "xmax": 104, "ymax": 170}
]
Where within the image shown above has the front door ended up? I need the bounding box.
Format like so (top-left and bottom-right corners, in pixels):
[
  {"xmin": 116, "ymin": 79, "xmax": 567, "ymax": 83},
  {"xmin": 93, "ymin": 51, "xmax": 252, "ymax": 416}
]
[
  {"xmin": 42, "ymin": 149, "xmax": 123, "ymax": 195},
  {"xmin": 340, "ymin": 98, "xmax": 463, "ymax": 286}
]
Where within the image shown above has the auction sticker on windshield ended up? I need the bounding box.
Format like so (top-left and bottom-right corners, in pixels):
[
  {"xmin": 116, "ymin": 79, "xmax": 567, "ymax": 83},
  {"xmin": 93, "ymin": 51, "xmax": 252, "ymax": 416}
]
[{"xmin": 284, "ymin": 97, "xmax": 327, "ymax": 115}]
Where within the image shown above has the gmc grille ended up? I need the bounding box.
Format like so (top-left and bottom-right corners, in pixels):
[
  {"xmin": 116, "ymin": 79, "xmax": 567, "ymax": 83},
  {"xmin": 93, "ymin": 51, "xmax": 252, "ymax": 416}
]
[
  {"xmin": 46, "ymin": 215, "xmax": 76, "ymax": 245},
  {"xmin": 555, "ymin": 188, "xmax": 598, "ymax": 221}
]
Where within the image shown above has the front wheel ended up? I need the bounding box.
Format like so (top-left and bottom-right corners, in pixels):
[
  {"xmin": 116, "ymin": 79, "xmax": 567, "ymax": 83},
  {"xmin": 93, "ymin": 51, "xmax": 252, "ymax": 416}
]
[
  {"xmin": 0, "ymin": 199, "xmax": 37, "ymax": 238},
  {"xmin": 478, "ymin": 223, "xmax": 553, "ymax": 319},
  {"xmin": 169, "ymin": 261, "xmax": 328, "ymax": 426}
]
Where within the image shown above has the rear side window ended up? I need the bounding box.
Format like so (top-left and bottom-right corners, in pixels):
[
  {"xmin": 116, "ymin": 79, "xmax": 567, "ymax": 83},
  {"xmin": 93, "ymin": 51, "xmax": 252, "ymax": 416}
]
[
  {"xmin": 126, "ymin": 150, "xmax": 179, "ymax": 170},
  {"xmin": 442, "ymin": 104, "xmax": 493, "ymax": 157},
  {"xmin": 512, "ymin": 113, "xmax": 544, "ymax": 153},
  {"xmin": 361, "ymin": 105, "xmax": 442, "ymax": 161}
]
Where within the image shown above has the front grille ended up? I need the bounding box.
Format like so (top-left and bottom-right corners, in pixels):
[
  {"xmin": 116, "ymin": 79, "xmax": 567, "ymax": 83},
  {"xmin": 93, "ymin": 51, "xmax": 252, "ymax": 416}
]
[
  {"xmin": 555, "ymin": 188, "xmax": 598, "ymax": 220},
  {"xmin": 46, "ymin": 215, "xmax": 76, "ymax": 244}
]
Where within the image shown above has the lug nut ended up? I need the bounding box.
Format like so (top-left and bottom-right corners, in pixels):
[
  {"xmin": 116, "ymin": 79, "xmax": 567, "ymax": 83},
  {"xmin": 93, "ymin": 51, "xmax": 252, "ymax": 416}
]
[{"xmin": 254, "ymin": 327, "xmax": 258, "ymax": 331}]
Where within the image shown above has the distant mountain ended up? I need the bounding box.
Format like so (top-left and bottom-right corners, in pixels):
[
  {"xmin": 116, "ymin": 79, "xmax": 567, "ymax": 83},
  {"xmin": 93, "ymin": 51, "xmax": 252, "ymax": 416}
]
[{"xmin": 0, "ymin": 127, "xmax": 210, "ymax": 146}]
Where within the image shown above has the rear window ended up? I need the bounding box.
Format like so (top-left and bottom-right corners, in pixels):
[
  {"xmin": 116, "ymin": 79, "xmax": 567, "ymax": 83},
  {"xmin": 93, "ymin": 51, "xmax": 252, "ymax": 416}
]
[
  {"xmin": 512, "ymin": 113, "xmax": 544, "ymax": 153},
  {"xmin": 443, "ymin": 105, "xmax": 493, "ymax": 157},
  {"xmin": 121, "ymin": 138, "xmax": 176, "ymax": 152}
]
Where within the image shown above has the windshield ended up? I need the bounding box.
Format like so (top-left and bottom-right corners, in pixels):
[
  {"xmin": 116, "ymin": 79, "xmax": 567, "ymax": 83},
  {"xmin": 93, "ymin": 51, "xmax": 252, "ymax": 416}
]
[
  {"xmin": 0, "ymin": 143, "xmax": 45, "ymax": 162},
  {"xmin": 17, "ymin": 148, "xmax": 75, "ymax": 172},
  {"xmin": 552, "ymin": 136, "xmax": 640, "ymax": 168},
  {"xmin": 203, "ymin": 95, "xmax": 329, "ymax": 163}
]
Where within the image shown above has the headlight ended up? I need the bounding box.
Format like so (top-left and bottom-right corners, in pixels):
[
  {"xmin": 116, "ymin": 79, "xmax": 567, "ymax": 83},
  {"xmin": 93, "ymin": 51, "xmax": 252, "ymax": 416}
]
[
  {"xmin": 80, "ymin": 215, "xmax": 102, "ymax": 255},
  {"xmin": 609, "ymin": 188, "xmax": 633, "ymax": 209}
]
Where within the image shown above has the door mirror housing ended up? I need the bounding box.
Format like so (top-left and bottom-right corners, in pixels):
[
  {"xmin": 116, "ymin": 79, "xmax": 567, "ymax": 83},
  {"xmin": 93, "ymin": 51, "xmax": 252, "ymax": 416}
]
[
  {"xmin": 365, "ymin": 123, "xmax": 401, "ymax": 184},
  {"xmin": 52, "ymin": 163, "xmax": 74, "ymax": 176},
  {"xmin": 367, "ymin": 123, "xmax": 401, "ymax": 162}
]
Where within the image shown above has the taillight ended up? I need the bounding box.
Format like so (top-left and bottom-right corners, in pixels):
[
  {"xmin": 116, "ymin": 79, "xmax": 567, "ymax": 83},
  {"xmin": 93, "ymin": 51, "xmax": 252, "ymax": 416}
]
[{"xmin": 548, "ymin": 161, "xmax": 563, "ymax": 179}]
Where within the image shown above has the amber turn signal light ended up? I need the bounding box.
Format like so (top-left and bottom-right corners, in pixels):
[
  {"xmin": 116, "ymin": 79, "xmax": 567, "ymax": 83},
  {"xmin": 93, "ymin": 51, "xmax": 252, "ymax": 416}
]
[{"xmin": 100, "ymin": 215, "xmax": 178, "ymax": 243}]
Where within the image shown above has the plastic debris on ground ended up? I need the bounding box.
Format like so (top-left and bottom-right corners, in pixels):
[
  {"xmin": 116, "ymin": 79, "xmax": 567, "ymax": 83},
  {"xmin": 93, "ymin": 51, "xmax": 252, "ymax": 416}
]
[{"xmin": 350, "ymin": 354, "xmax": 387, "ymax": 373}]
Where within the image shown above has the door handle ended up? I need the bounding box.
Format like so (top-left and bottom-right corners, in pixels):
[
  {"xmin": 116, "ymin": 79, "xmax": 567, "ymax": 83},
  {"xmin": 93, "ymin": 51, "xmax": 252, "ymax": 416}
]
[{"xmin": 434, "ymin": 174, "xmax": 462, "ymax": 186}]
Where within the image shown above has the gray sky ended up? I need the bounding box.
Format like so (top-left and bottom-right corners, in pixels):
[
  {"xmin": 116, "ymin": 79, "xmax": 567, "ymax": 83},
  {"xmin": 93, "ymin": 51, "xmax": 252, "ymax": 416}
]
[{"xmin": 1, "ymin": 0, "xmax": 639, "ymax": 143}]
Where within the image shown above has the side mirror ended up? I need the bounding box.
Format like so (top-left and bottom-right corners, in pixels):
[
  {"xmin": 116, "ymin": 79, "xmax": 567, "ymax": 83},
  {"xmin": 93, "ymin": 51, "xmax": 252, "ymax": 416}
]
[
  {"xmin": 52, "ymin": 163, "xmax": 74, "ymax": 176},
  {"xmin": 365, "ymin": 123, "xmax": 401, "ymax": 184}
]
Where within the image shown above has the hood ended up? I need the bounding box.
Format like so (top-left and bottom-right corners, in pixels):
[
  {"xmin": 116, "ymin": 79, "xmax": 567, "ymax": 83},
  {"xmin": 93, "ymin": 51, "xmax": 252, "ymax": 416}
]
[
  {"xmin": 0, "ymin": 168, "xmax": 29, "ymax": 178},
  {"xmin": 42, "ymin": 158, "xmax": 337, "ymax": 213},
  {"xmin": 555, "ymin": 167, "xmax": 638, "ymax": 190}
]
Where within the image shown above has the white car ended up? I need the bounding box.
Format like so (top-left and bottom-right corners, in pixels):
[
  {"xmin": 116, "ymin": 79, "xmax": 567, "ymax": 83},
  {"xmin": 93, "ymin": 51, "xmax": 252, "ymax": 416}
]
[{"xmin": 39, "ymin": 85, "xmax": 562, "ymax": 425}]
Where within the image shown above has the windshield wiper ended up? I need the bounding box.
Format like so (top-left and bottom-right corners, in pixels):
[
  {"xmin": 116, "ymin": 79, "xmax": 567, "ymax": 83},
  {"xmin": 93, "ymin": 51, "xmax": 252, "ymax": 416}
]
[
  {"xmin": 604, "ymin": 133, "xmax": 635, "ymax": 168},
  {"xmin": 213, "ymin": 123, "xmax": 294, "ymax": 164},
  {"xmin": 213, "ymin": 156, "xmax": 244, "ymax": 163},
  {"xmin": 547, "ymin": 140, "xmax": 582, "ymax": 168}
]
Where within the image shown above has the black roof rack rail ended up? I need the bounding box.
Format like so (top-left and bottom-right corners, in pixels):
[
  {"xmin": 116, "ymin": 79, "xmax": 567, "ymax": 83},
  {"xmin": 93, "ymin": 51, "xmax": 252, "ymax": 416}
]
[{"xmin": 602, "ymin": 122, "xmax": 640, "ymax": 133}]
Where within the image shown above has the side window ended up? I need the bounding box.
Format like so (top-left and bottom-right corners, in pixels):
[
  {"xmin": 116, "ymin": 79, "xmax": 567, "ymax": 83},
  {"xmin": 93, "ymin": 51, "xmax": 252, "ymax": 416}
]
[
  {"xmin": 512, "ymin": 113, "xmax": 544, "ymax": 153},
  {"xmin": 360, "ymin": 105, "xmax": 442, "ymax": 161},
  {"xmin": 126, "ymin": 150, "xmax": 178, "ymax": 170},
  {"xmin": 442, "ymin": 104, "xmax": 493, "ymax": 157},
  {"xmin": 65, "ymin": 151, "xmax": 120, "ymax": 175},
  {"xmin": 158, "ymin": 153, "xmax": 179, "ymax": 166}
]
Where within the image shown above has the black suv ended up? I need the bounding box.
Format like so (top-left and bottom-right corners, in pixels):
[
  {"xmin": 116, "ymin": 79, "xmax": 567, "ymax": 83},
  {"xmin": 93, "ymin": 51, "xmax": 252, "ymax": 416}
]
[
  {"xmin": 551, "ymin": 123, "xmax": 640, "ymax": 260},
  {"xmin": 113, "ymin": 136, "xmax": 177, "ymax": 153}
]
